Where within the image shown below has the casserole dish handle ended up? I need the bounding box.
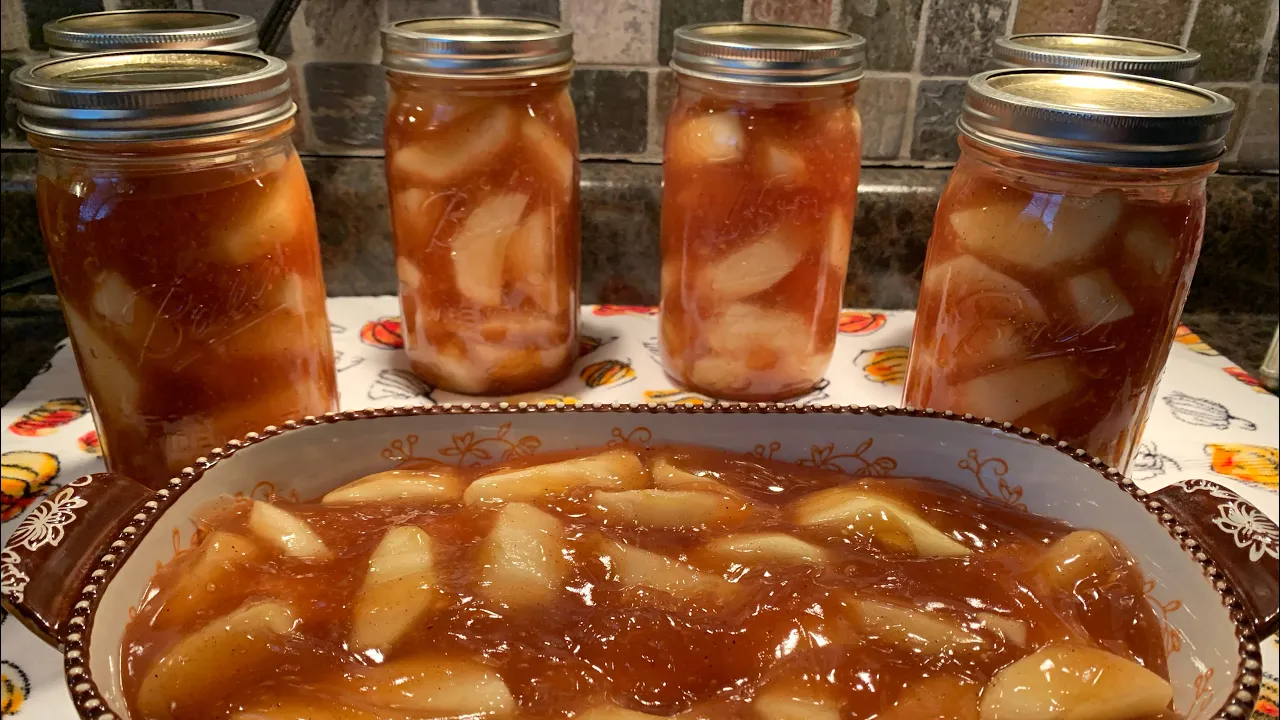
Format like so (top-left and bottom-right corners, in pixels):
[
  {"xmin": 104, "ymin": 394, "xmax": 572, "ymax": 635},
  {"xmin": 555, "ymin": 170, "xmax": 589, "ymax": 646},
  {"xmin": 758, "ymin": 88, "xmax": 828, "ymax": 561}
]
[
  {"xmin": 1, "ymin": 472, "xmax": 152, "ymax": 647},
  {"xmin": 1152, "ymin": 479, "xmax": 1279, "ymax": 639}
]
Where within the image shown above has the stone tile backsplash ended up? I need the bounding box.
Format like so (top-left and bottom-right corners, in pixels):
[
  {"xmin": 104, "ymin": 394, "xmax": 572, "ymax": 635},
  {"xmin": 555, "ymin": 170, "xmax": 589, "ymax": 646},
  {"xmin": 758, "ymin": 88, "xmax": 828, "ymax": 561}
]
[{"xmin": 1, "ymin": 0, "xmax": 1277, "ymax": 169}]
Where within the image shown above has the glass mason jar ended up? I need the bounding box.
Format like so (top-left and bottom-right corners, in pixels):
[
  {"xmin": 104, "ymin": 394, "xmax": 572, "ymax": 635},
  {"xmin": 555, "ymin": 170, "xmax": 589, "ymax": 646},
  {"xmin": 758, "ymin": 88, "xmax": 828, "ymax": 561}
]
[
  {"xmin": 43, "ymin": 9, "xmax": 258, "ymax": 56},
  {"xmin": 904, "ymin": 69, "xmax": 1234, "ymax": 472},
  {"xmin": 12, "ymin": 51, "xmax": 337, "ymax": 487},
  {"xmin": 382, "ymin": 18, "xmax": 580, "ymax": 396},
  {"xmin": 992, "ymin": 33, "xmax": 1200, "ymax": 82},
  {"xmin": 659, "ymin": 23, "xmax": 865, "ymax": 402}
]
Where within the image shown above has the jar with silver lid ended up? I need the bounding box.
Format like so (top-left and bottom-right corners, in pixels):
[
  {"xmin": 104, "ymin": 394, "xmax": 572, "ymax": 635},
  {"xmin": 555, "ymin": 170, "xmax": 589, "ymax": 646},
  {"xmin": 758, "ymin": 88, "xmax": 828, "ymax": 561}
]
[
  {"xmin": 11, "ymin": 51, "xmax": 335, "ymax": 487},
  {"xmin": 44, "ymin": 9, "xmax": 258, "ymax": 56},
  {"xmin": 904, "ymin": 69, "xmax": 1234, "ymax": 472},
  {"xmin": 993, "ymin": 33, "xmax": 1200, "ymax": 82},
  {"xmin": 659, "ymin": 23, "xmax": 865, "ymax": 402},
  {"xmin": 381, "ymin": 17, "xmax": 579, "ymax": 396}
]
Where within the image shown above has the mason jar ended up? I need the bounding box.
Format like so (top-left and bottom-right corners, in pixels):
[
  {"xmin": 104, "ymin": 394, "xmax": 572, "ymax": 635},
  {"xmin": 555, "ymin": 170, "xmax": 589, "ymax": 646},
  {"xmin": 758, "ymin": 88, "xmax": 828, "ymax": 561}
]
[
  {"xmin": 43, "ymin": 9, "xmax": 258, "ymax": 56},
  {"xmin": 659, "ymin": 23, "xmax": 865, "ymax": 402},
  {"xmin": 904, "ymin": 69, "xmax": 1234, "ymax": 471},
  {"xmin": 382, "ymin": 17, "xmax": 580, "ymax": 396},
  {"xmin": 993, "ymin": 33, "xmax": 1200, "ymax": 82},
  {"xmin": 12, "ymin": 51, "xmax": 337, "ymax": 487}
]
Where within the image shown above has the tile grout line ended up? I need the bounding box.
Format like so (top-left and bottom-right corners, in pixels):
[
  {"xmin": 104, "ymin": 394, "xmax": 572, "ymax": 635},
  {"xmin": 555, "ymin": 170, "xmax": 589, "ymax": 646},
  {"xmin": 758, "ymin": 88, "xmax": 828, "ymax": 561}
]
[
  {"xmin": 1252, "ymin": 2, "xmax": 1279, "ymax": 84},
  {"xmin": 1093, "ymin": 0, "xmax": 1112, "ymax": 33},
  {"xmin": 471, "ymin": 0, "xmax": 481, "ymax": 16},
  {"xmin": 1005, "ymin": 0, "xmax": 1021, "ymax": 35},
  {"xmin": 897, "ymin": 0, "xmax": 936, "ymax": 160},
  {"xmin": 1179, "ymin": 0, "xmax": 1200, "ymax": 48},
  {"xmin": 829, "ymin": 0, "xmax": 842, "ymax": 28}
]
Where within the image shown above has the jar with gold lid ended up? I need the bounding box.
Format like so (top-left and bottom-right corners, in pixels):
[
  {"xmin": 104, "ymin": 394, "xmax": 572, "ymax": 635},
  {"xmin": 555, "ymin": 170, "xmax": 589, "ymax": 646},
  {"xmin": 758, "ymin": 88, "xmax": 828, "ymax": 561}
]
[
  {"xmin": 11, "ymin": 50, "xmax": 336, "ymax": 487},
  {"xmin": 43, "ymin": 9, "xmax": 258, "ymax": 56},
  {"xmin": 904, "ymin": 69, "xmax": 1234, "ymax": 472}
]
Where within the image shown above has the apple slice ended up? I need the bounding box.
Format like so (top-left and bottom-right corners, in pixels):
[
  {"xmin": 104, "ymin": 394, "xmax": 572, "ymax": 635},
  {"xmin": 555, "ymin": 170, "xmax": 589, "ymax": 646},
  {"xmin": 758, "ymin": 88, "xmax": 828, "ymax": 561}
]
[
  {"xmin": 162, "ymin": 532, "xmax": 260, "ymax": 624},
  {"xmin": 848, "ymin": 598, "xmax": 986, "ymax": 655},
  {"xmin": 63, "ymin": 304, "xmax": 140, "ymax": 421},
  {"xmin": 703, "ymin": 231, "xmax": 803, "ymax": 302},
  {"xmin": 464, "ymin": 447, "xmax": 646, "ymax": 504},
  {"xmin": 232, "ymin": 699, "xmax": 377, "ymax": 720},
  {"xmin": 705, "ymin": 304, "xmax": 811, "ymax": 358},
  {"xmin": 345, "ymin": 655, "xmax": 515, "ymax": 718},
  {"xmin": 580, "ymin": 704, "xmax": 676, "ymax": 720},
  {"xmin": 1122, "ymin": 217, "xmax": 1176, "ymax": 279},
  {"xmin": 212, "ymin": 152, "xmax": 312, "ymax": 265},
  {"xmin": 950, "ymin": 190, "xmax": 1123, "ymax": 271},
  {"xmin": 956, "ymin": 357, "xmax": 1080, "ymax": 425},
  {"xmin": 827, "ymin": 209, "xmax": 852, "ymax": 278},
  {"xmin": 521, "ymin": 115, "xmax": 575, "ymax": 196},
  {"xmin": 752, "ymin": 677, "xmax": 842, "ymax": 720},
  {"xmin": 350, "ymin": 526, "xmax": 441, "ymax": 653},
  {"xmin": 650, "ymin": 458, "xmax": 734, "ymax": 494},
  {"xmin": 504, "ymin": 206, "xmax": 561, "ymax": 312},
  {"xmin": 979, "ymin": 644, "xmax": 1173, "ymax": 720},
  {"xmin": 1034, "ymin": 530, "xmax": 1123, "ymax": 592},
  {"xmin": 452, "ymin": 192, "xmax": 530, "ymax": 307},
  {"xmin": 391, "ymin": 104, "xmax": 516, "ymax": 184},
  {"xmin": 879, "ymin": 675, "xmax": 980, "ymax": 720},
  {"xmin": 759, "ymin": 142, "xmax": 806, "ymax": 184},
  {"xmin": 926, "ymin": 254, "xmax": 1047, "ymax": 324},
  {"xmin": 247, "ymin": 501, "xmax": 331, "ymax": 560},
  {"xmin": 323, "ymin": 466, "xmax": 464, "ymax": 505},
  {"xmin": 697, "ymin": 533, "xmax": 827, "ymax": 568},
  {"xmin": 478, "ymin": 503, "xmax": 568, "ymax": 608},
  {"xmin": 410, "ymin": 341, "xmax": 490, "ymax": 395},
  {"xmin": 976, "ymin": 611, "xmax": 1028, "ymax": 647},
  {"xmin": 790, "ymin": 487, "xmax": 970, "ymax": 557},
  {"xmin": 1061, "ymin": 269, "xmax": 1135, "ymax": 329},
  {"xmin": 589, "ymin": 489, "xmax": 750, "ymax": 528},
  {"xmin": 601, "ymin": 538, "xmax": 733, "ymax": 600},
  {"xmin": 137, "ymin": 601, "xmax": 297, "ymax": 719},
  {"xmin": 671, "ymin": 112, "xmax": 745, "ymax": 166}
]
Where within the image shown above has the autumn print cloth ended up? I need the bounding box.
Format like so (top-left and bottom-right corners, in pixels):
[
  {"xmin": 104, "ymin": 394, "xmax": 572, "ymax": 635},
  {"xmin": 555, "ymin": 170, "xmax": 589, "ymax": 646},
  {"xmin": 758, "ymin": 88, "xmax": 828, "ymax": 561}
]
[{"xmin": 1, "ymin": 301, "xmax": 1277, "ymax": 718}]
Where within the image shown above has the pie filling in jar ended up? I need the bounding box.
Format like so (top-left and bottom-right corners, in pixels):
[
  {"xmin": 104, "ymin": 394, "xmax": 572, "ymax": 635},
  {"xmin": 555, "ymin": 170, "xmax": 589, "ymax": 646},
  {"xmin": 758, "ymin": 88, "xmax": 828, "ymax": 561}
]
[
  {"xmin": 12, "ymin": 51, "xmax": 337, "ymax": 487},
  {"xmin": 125, "ymin": 443, "xmax": 1178, "ymax": 719},
  {"xmin": 659, "ymin": 24, "xmax": 865, "ymax": 402},
  {"xmin": 383, "ymin": 18, "xmax": 580, "ymax": 396},
  {"xmin": 904, "ymin": 69, "xmax": 1235, "ymax": 472}
]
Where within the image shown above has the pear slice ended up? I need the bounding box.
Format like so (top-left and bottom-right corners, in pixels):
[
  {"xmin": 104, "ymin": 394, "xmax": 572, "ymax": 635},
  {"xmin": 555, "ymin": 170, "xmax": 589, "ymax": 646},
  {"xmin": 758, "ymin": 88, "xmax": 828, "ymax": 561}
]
[
  {"xmin": 1061, "ymin": 269, "xmax": 1135, "ymax": 329},
  {"xmin": 391, "ymin": 104, "xmax": 516, "ymax": 184},
  {"xmin": 247, "ymin": 501, "xmax": 331, "ymax": 560},
  {"xmin": 521, "ymin": 115, "xmax": 575, "ymax": 196},
  {"xmin": 1034, "ymin": 530, "xmax": 1123, "ymax": 592},
  {"xmin": 976, "ymin": 611, "xmax": 1028, "ymax": 647},
  {"xmin": 950, "ymin": 190, "xmax": 1123, "ymax": 271},
  {"xmin": 848, "ymin": 598, "xmax": 986, "ymax": 656},
  {"xmin": 232, "ymin": 699, "xmax": 378, "ymax": 720},
  {"xmin": 697, "ymin": 533, "xmax": 827, "ymax": 568},
  {"xmin": 504, "ymin": 206, "xmax": 561, "ymax": 312},
  {"xmin": 879, "ymin": 675, "xmax": 980, "ymax": 720},
  {"xmin": 212, "ymin": 152, "xmax": 311, "ymax": 265},
  {"xmin": 350, "ymin": 526, "xmax": 441, "ymax": 654},
  {"xmin": 590, "ymin": 489, "xmax": 750, "ymax": 528},
  {"xmin": 827, "ymin": 209, "xmax": 852, "ymax": 278},
  {"xmin": 63, "ymin": 305, "xmax": 140, "ymax": 420},
  {"xmin": 580, "ymin": 703, "xmax": 676, "ymax": 719},
  {"xmin": 1122, "ymin": 217, "xmax": 1176, "ymax": 279},
  {"xmin": 703, "ymin": 230, "xmax": 803, "ymax": 302},
  {"xmin": 925, "ymin": 254, "xmax": 1047, "ymax": 324},
  {"xmin": 478, "ymin": 503, "xmax": 568, "ymax": 608},
  {"xmin": 323, "ymin": 466, "xmax": 464, "ymax": 505},
  {"xmin": 672, "ymin": 112, "xmax": 745, "ymax": 166},
  {"xmin": 346, "ymin": 655, "xmax": 515, "ymax": 717},
  {"xmin": 979, "ymin": 644, "xmax": 1173, "ymax": 720},
  {"xmin": 137, "ymin": 601, "xmax": 297, "ymax": 719},
  {"xmin": 650, "ymin": 458, "xmax": 735, "ymax": 494},
  {"xmin": 162, "ymin": 532, "xmax": 260, "ymax": 624},
  {"xmin": 601, "ymin": 539, "xmax": 734, "ymax": 600},
  {"xmin": 790, "ymin": 487, "xmax": 969, "ymax": 557},
  {"xmin": 956, "ymin": 358, "xmax": 1080, "ymax": 426},
  {"xmin": 759, "ymin": 142, "xmax": 806, "ymax": 184},
  {"xmin": 464, "ymin": 448, "xmax": 646, "ymax": 504},
  {"xmin": 704, "ymin": 304, "xmax": 812, "ymax": 359},
  {"xmin": 452, "ymin": 192, "xmax": 530, "ymax": 307},
  {"xmin": 752, "ymin": 677, "xmax": 841, "ymax": 720}
]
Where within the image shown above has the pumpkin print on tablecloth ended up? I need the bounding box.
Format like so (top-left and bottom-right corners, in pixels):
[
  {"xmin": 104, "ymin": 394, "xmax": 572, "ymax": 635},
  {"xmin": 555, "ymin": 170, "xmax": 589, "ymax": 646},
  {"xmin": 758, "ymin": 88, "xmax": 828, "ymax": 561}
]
[
  {"xmin": 77, "ymin": 430, "xmax": 101, "ymax": 456},
  {"xmin": 1, "ymin": 451, "xmax": 60, "ymax": 522},
  {"xmin": 360, "ymin": 316, "xmax": 404, "ymax": 349},
  {"xmin": 1, "ymin": 660, "xmax": 30, "ymax": 716},
  {"xmin": 855, "ymin": 347, "xmax": 908, "ymax": 385},
  {"xmin": 1207, "ymin": 444, "xmax": 1279, "ymax": 490},
  {"xmin": 838, "ymin": 310, "xmax": 887, "ymax": 335},
  {"xmin": 580, "ymin": 359, "xmax": 636, "ymax": 388},
  {"xmin": 6, "ymin": 398, "xmax": 87, "ymax": 437}
]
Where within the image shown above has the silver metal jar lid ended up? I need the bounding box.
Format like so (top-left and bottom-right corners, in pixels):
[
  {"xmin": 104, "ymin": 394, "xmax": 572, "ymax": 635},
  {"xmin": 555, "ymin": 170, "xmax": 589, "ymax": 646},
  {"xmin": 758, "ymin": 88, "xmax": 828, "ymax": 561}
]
[
  {"xmin": 960, "ymin": 68, "xmax": 1234, "ymax": 168},
  {"xmin": 671, "ymin": 23, "xmax": 865, "ymax": 85},
  {"xmin": 11, "ymin": 50, "xmax": 294, "ymax": 143},
  {"xmin": 44, "ymin": 10, "xmax": 258, "ymax": 57},
  {"xmin": 993, "ymin": 33, "xmax": 1200, "ymax": 83},
  {"xmin": 382, "ymin": 17, "xmax": 573, "ymax": 78}
]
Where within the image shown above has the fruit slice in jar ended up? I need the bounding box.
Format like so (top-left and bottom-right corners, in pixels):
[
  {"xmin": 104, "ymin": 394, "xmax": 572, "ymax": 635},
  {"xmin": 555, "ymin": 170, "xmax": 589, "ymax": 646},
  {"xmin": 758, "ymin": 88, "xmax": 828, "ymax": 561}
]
[
  {"xmin": 504, "ymin": 206, "xmax": 561, "ymax": 312},
  {"xmin": 247, "ymin": 501, "xmax": 331, "ymax": 560},
  {"xmin": 1061, "ymin": 269, "xmax": 1135, "ymax": 329},
  {"xmin": 696, "ymin": 533, "xmax": 827, "ymax": 568},
  {"xmin": 790, "ymin": 487, "xmax": 970, "ymax": 557},
  {"xmin": 703, "ymin": 230, "xmax": 803, "ymax": 302},
  {"xmin": 136, "ymin": 601, "xmax": 297, "ymax": 719},
  {"xmin": 757, "ymin": 141, "xmax": 806, "ymax": 185},
  {"xmin": 351, "ymin": 526, "xmax": 442, "ymax": 654},
  {"xmin": 978, "ymin": 644, "xmax": 1173, "ymax": 720},
  {"xmin": 600, "ymin": 538, "xmax": 734, "ymax": 600},
  {"xmin": 589, "ymin": 488, "xmax": 751, "ymax": 528},
  {"xmin": 89, "ymin": 270, "xmax": 180, "ymax": 358},
  {"xmin": 342, "ymin": 655, "xmax": 516, "ymax": 718},
  {"xmin": 521, "ymin": 115, "xmax": 575, "ymax": 196},
  {"xmin": 452, "ymin": 192, "xmax": 531, "ymax": 307},
  {"xmin": 391, "ymin": 104, "xmax": 517, "ymax": 185},
  {"xmin": 879, "ymin": 675, "xmax": 981, "ymax": 720},
  {"xmin": 211, "ymin": 152, "xmax": 313, "ymax": 265},
  {"xmin": 827, "ymin": 209, "xmax": 853, "ymax": 279},
  {"xmin": 846, "ymin": 598, "xmax": 986, "ymax": 655},
  {"xmin": 323, "ymin": 465, "xmax": 464, "ymax": 505},
  {"xmin": 62, "ymin": 305, "xmax": 140, "ymax": 421},
  {"xmin": 1033, "ymin": 530, "xmax": 1124, "ymax": 592},
  {"xmin": 927, "ymin": 254, "xmax": 1047, "ymax": 324},
  {"xmin": 478, "ymin": 503, "xmax": 568, "ymax": 608},
  {"xmin": 161, "ymin": 532, "xmax": 261, "ymax": 625},
  {"xmin": 464, "ymin": 447, "xmax": 646, "ymax": 504},
  {"xmin": 949, "ymin": 189, "xmax": 1123, "ymax": 271},
  {"xmin": 1122, "ymin": 216, "xmax": 1177, "ymax": 280},
  {"xmin": 955, "ymin": 357, "xmax": 1080, "ymax": 425},
  {"xmin": 670, "ymin": 112, "xmax": 745, "ymax": 166}
]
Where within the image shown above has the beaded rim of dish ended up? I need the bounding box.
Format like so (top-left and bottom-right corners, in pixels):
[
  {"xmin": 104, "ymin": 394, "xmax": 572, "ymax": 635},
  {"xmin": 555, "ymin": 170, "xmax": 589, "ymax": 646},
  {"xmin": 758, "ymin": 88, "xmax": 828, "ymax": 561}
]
[{"xmin": 58, "ymin": 402, "xmax": 1263, "ymax": 720}]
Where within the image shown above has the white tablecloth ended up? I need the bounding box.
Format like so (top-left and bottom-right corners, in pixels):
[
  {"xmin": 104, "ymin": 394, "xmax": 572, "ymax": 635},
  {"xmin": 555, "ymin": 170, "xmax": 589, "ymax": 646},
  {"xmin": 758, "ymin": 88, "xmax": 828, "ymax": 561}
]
[{"xmin": 1, "ymin": 300, "xmax": 1277, "ymax": 718}]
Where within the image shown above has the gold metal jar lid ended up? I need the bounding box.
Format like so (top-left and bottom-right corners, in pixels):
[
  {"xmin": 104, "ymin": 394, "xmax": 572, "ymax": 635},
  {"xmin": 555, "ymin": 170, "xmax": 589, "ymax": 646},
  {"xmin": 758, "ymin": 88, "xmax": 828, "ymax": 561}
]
[
  {"xmin": 11, "ymin": 50, "xmax": 294, "ymax": 143},
  {"xmin": 993, "ymin": 33, "xmax": 1200, "ymax": 82},
  {"xmin": 44, "ymin": 10, "xmax": 258, "ymax": 57},
  {"xmin": 381, "ymin": 17, "xmax": 573, "ymax": 78},
  {"xmin": 671, "ymin": 23, "xmax": 865, "ymax": 85},
  {"xmin": 961, "ymin": 69, "xmax": 1234, "ymax": 168}
]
